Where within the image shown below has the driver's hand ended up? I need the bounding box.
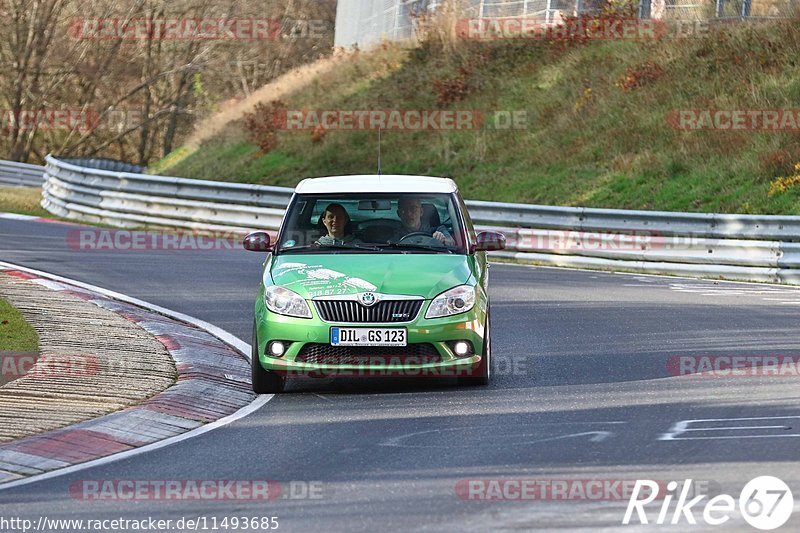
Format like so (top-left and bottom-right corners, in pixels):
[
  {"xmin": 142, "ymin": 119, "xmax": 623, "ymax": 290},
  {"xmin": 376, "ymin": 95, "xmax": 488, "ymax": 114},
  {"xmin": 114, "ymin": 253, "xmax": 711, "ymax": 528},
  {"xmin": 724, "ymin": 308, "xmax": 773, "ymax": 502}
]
[{"xmin": 432, "ymin": 231, "xmax": 453, "ymax": 245}]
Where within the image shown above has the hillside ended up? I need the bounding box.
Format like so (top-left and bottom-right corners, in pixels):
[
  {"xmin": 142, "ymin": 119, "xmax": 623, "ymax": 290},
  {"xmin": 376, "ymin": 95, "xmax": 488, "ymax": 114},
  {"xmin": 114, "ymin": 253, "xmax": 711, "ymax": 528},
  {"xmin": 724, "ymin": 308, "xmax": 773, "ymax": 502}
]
[{"xmin": 157, "ymin": 17, "xmax": 800, "ymax": 214}]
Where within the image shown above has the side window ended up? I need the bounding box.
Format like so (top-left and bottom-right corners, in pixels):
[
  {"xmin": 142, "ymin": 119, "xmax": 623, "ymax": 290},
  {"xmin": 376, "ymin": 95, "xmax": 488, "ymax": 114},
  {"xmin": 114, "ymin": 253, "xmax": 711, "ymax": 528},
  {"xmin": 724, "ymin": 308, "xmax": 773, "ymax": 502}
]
[{"xmin": 280, "ymin": 199, "xmax": 317, "ymax": 247}]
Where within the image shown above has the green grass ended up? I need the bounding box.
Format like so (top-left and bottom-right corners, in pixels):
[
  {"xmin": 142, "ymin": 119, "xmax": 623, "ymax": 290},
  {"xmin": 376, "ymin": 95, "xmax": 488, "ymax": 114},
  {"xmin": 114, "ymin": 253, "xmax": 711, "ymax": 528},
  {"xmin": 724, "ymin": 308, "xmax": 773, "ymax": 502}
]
[
  {"xmin": 0, "ymin": 297, "xmax": 39, "ymax": 353},
  {"xmin": 158, "ymin": 18, "xmax": 800, "ymax": 214},
  {"xmin": 0, "ymin": 187, "xmax": 49, "ymax": 217},
  {"xmin": 0, "ymin": 187, "xmax": 137, "ymax": 228}
]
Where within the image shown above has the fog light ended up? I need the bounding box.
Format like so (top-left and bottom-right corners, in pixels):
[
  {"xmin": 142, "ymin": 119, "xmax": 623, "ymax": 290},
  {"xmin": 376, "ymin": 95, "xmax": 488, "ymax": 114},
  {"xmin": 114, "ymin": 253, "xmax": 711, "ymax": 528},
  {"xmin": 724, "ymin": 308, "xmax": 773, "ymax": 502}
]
[
  {"xmin": 454, "ymin": 341, "xmax": 470, "ymax": 356},
  {"xmin": 268, "ymin": 341, "xmax": 285, "ymax": 357}
]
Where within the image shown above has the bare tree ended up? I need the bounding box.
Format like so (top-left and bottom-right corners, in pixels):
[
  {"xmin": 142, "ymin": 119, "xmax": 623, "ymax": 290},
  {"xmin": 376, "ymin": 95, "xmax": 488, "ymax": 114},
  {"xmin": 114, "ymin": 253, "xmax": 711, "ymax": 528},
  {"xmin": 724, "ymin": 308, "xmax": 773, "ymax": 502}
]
[{"xmin": 0, "ymin": 0, "xmax": 335, "ymax": 164}]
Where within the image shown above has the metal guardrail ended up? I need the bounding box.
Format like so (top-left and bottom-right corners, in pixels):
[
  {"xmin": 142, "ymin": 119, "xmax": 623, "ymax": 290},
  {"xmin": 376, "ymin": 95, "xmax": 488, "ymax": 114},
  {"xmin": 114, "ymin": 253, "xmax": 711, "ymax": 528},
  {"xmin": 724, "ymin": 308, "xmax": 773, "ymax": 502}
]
[
  {"xmin": 60, "ymin": 158, "xmax": 146, "ymax": 174},
  {"xmin": 334, "ymin": 0, "xmax": 797, "ymax": 48},
  {"xmin": 40, "ymin": 154, "xmax": 800, "ymax": 285},
  {"xmin": 0, "ymin": 160, "xmax": 45, "ymax": 187}
]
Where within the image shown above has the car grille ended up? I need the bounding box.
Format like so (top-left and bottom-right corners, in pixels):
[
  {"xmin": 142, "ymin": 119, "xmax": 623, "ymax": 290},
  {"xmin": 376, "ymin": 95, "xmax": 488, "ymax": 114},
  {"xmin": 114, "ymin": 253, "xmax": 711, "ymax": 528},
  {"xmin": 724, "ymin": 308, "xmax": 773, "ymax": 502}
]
[
  {"xmin": 295, "ymin": 343, "xmax": 441, "ymax": 365},
  {"xmin": 314, "ymin": 299, "xmax": 423, "ymax": 323}
]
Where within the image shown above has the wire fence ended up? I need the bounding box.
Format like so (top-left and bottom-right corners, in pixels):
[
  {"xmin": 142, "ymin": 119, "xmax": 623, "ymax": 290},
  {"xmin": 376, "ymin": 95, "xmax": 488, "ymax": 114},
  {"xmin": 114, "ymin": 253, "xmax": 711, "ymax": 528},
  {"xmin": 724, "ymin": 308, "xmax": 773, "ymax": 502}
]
[{"xmin": 334, "ymin": 0, "xmax": 798, "ymax": 46}]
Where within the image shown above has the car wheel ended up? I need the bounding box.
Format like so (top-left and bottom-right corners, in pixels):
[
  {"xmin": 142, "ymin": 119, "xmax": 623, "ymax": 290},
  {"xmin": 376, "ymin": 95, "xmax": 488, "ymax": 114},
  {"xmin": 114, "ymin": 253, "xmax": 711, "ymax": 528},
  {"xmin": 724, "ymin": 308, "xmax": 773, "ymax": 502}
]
[
  {"xmin": 251, "ymin": 321, "xmax": 286, "ymax": 394},
  {"xmin": 459, "ymin": 308, "xmax": 491, "ymax": 386}
]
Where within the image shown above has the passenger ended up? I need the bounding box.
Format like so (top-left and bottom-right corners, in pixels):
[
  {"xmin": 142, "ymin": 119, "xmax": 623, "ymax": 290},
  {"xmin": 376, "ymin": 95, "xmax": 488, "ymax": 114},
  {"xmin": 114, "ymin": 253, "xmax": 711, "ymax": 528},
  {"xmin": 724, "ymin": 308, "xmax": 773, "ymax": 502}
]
[{"xmin": 315, "ymin": 203, "xmax": 360, "ymax": 246}]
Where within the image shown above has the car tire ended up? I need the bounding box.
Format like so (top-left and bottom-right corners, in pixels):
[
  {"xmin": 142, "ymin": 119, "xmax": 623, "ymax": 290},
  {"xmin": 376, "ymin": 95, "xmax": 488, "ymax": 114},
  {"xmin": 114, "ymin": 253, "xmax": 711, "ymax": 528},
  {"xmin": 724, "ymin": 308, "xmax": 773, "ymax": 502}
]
[
  {"xmin": 251, "ymin": 321, "xmax": 286, "ymax": 394},
  {"xmin": 459, "ymin": 308, "xmax": 491, "ymax": 386}
]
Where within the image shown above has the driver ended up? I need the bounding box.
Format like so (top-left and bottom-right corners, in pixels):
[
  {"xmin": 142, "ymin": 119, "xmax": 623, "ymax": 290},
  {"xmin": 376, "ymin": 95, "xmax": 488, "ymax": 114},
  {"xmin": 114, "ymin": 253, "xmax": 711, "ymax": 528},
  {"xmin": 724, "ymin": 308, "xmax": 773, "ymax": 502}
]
[{"xmin": 393, "ymin": 197, "xmax": 454, "ymax": 246}]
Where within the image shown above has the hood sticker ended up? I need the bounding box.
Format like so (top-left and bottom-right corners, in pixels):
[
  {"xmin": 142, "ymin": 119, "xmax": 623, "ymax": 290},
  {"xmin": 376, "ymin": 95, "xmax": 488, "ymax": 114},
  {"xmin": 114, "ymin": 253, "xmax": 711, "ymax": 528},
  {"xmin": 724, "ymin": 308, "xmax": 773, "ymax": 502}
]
[{"xmin": 273, "ymin": 263, "xmax": 378, "ymax": 298}]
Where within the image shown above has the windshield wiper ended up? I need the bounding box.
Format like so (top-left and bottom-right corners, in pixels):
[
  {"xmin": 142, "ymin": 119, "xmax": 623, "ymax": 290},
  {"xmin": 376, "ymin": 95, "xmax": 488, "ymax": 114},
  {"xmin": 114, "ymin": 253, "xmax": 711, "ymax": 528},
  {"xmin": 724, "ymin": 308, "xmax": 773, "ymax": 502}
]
[
  {"xmin": 277, "ymin": 245, "xmax": 318, "ymax": 253},
  {"xmin": 326, "ymin": 242, "xmax": 381, "ymax": 251},
  {"xmin": 377, "ymin": 243, "xmax": 454, "ymax": 254},
  {"xmin": 278, "ymin": 243, "xmax": 381, "ymax": 253}
]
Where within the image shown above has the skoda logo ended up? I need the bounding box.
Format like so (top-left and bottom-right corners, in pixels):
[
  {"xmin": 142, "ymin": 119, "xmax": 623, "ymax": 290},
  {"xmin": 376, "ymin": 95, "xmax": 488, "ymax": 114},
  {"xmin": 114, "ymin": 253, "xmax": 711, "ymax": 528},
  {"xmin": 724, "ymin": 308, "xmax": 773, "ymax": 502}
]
[{"xmin": 359, "ymin": 292, "xmax": 377, "ymax": 307}]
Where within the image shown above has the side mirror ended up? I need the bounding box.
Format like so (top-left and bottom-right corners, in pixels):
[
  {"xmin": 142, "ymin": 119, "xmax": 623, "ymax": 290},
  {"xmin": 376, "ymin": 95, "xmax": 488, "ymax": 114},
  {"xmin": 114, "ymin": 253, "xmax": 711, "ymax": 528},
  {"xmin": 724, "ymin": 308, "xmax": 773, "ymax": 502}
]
[
  {"xmin": 475, "ymin": 231, "xmax": 506, "ymax": 252},
  {"xmin": 243, "ymin": 231, "xmax": 272, "ymax": 252}
]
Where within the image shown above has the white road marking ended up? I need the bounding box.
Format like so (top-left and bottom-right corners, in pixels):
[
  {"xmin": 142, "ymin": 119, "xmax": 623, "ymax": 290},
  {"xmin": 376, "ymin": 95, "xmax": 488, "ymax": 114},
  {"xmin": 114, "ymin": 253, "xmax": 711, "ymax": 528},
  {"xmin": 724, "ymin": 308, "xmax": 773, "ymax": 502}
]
[
  {"xmin": 486, "ymin": 260, "xmax": 800, "ymax": 292},
  {"xmin": 313, "ymin": 393, "xmax": 335, "ymax": 403},
  {"xmin": 0, "ymin": 213, "xmax": 39, "ymax": 221},
  {"xmin": 659, "ymin": 416, "xmax": 800, "ymax": 441},
  {"xmin": 663, "ymin": 282, "xmax": 800, "ymax": 305},
  {"xmin": 380, "ymin": 424, "xmax": 623, "ymax": 448}
]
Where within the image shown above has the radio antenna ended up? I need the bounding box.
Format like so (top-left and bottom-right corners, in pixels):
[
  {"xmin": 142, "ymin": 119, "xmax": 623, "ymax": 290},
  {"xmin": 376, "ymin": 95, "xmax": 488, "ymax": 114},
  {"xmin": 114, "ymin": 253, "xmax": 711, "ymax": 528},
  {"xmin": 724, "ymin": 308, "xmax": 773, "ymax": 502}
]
[{"xmin": 377, "ymin": 127, "xmax": 382, "ymax": 176}]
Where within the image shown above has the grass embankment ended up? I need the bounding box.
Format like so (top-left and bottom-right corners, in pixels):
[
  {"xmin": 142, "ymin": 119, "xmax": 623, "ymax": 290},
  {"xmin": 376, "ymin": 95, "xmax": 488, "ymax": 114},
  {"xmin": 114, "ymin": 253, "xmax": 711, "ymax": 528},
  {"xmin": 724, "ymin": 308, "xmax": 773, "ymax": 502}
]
[
  {"xmin": 160, "ymin": 19, "xmax": 800, "ymax": 214},
  {"xmin": 0, "ymin": 187, "xmax": 48, "ymax": 217},
  {"xmin": 0, "ymin": 298, "xmax": 38, "ymax": 353},
  {"xmin": 0, "ymin": 297, "xmax": 39, "ymax": 386}
]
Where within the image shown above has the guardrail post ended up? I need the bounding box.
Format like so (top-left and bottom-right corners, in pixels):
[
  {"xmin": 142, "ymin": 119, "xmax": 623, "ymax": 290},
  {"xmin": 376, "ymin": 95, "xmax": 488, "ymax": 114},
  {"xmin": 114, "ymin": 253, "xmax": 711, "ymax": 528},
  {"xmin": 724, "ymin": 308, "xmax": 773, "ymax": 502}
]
[
  {"xmin": 741, "ymin": 0, "xmax": 751, "ymax": 17},
  {"xmin": 639, "ymin": 0, "xmax": 651, "ymax": 18},
  {"xmin": 393, "ymin": 0, "xmax": 402, "ymax": 39}
]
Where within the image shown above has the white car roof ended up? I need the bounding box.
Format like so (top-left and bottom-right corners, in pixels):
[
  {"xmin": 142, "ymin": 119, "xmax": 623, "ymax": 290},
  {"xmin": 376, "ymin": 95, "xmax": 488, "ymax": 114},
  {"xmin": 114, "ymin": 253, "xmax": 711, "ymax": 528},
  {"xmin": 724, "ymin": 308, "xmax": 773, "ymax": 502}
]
[{"xmin": 295, "ymin": 175, "xmax": 458, "ymax": 194}]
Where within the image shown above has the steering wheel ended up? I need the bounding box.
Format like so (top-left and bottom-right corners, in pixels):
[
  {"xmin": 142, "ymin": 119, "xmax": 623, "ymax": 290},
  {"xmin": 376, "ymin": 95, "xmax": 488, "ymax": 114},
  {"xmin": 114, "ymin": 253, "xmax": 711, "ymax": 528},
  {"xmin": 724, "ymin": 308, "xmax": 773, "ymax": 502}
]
[{"xmin": 398, "ymin": 231, "xmax": 441, "ymax": 245}]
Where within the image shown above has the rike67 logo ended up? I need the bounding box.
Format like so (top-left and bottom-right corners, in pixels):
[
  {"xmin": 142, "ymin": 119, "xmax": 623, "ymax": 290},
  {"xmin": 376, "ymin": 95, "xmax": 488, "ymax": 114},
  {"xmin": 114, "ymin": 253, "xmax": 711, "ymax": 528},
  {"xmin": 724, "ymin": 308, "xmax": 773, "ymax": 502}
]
[{"xmin": 623, "ymin": 477, "xmax": 793, "ymax": 530}]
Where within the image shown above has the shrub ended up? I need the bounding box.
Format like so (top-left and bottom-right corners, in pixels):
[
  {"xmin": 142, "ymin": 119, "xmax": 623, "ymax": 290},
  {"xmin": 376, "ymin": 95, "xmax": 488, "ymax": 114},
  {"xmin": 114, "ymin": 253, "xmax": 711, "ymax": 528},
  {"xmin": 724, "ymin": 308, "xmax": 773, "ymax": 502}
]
[{"xmin": 243, "ymin": 100, "xmax": 287, "ymax": 154}]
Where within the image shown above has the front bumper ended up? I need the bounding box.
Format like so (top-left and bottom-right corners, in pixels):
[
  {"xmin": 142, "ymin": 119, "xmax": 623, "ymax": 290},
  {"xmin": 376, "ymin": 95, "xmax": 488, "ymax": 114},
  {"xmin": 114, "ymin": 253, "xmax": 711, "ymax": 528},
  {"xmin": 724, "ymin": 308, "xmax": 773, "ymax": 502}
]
[{"xmin": 255, "ymin": 295, "xmax": 487, "ymax": 378}]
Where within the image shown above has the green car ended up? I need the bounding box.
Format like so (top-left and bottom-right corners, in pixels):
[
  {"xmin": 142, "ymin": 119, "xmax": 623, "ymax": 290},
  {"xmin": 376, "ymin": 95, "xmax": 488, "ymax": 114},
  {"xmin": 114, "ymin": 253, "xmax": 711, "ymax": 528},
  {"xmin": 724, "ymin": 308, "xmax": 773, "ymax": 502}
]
[{"xmin": 243, "ymin": 175, "xmax": 505, "ymax": 393}]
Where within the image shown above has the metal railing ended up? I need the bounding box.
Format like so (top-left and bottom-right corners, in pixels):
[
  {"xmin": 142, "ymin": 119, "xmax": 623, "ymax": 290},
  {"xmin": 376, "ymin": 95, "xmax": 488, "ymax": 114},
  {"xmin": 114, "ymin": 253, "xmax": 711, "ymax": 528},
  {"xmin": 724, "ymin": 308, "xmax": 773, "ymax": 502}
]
[
  {"xmin": 38, "ymin": 155, "xmax": 800, "ymax": 285},
  {"xmin": 0, "ymin": 160, "xmax": 45, "ymax": 188},
  {"xmin": 334, "ymin": 0, "xmax": 799, "ymax": 47}
]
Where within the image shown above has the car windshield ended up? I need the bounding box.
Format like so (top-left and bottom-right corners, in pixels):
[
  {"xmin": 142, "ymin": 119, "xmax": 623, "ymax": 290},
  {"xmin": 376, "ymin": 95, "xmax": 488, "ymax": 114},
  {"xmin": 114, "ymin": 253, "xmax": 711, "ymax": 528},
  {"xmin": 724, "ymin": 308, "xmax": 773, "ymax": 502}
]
[{"xmin": 277, "ymin": 193, "xmax": 467, "ymax": 254}]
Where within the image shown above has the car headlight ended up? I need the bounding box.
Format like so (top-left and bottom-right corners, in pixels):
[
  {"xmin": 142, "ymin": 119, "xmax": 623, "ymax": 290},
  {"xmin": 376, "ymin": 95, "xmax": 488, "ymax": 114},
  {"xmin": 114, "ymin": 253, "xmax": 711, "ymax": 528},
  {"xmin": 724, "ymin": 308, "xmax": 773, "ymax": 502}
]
[
  {"xmin": 264, "ymin": 286, "xmax": 312, "ymax": 318},
  {"xmin": 425, "ymin": 285, "xmax": 476, "ymax": 318}
]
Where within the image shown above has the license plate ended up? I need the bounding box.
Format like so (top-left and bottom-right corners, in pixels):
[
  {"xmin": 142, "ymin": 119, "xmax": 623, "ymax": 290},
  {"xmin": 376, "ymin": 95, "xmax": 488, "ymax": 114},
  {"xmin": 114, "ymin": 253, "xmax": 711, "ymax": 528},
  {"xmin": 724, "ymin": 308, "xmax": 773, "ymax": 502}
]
[{"xmin": 330, "ymin": 327, "xmax": 407, "ymax": 346}]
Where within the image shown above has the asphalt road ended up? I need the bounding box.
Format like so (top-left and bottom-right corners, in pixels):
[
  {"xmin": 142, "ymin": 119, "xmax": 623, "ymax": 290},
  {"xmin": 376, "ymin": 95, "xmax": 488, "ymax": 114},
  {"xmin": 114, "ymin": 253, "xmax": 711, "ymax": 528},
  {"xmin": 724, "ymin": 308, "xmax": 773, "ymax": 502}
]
[{"xmin": 1, "ymin": 217, "xmax": 799, "ymax": 531}]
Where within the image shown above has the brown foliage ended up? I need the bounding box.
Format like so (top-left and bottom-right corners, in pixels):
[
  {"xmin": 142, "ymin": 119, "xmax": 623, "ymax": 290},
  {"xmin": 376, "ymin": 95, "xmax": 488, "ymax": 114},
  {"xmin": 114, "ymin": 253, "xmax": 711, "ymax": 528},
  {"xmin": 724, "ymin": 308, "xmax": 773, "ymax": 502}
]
[
  {"xmin": 759, "ymin": 148, "xmax": 800, "ymax": 177},
  {"xmin": 433, "ymin": 66, "xmax": 472, "ymax": 107},
  {"xmin": 617, "ymin": 62, "xmax": 666, "ymax": 91},
  {"xmin": 243, "ymin": 100, "xmax": 286, "ymax": 154}
]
